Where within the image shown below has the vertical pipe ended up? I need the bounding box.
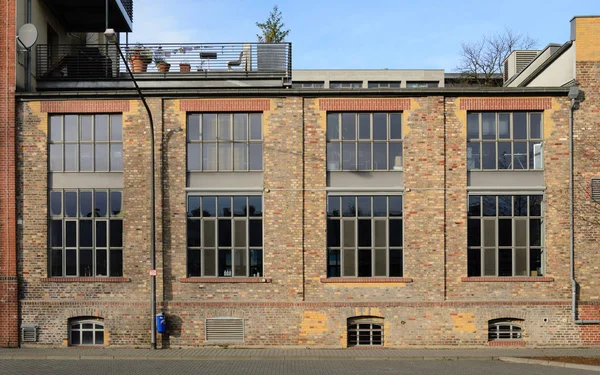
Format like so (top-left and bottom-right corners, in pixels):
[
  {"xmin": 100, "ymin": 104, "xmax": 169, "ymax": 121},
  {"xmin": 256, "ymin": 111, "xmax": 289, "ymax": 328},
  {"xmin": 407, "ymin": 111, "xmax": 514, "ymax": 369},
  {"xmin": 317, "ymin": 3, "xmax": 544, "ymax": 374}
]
[{"xmin": 25, "ymin": 0, "xmax": 31, "ymax": 91}]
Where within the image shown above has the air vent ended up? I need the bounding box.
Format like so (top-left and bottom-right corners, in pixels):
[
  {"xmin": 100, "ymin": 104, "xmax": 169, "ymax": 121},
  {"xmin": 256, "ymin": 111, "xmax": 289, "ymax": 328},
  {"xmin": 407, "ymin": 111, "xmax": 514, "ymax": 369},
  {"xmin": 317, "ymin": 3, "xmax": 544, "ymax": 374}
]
[
  {"xmin": 503, "ymin": 50, "xmax": 540, "ymax": 83},
  {"xmin": 591, "ymin": 178, "xmax": 600, "ymax": 202},
  {"xmin": 21, "ymin": 324, "xmax": 38, "ymax": 342},
  {"xmin": 205, "ymin": 318, "xmax": 244, "ymax": 342}
]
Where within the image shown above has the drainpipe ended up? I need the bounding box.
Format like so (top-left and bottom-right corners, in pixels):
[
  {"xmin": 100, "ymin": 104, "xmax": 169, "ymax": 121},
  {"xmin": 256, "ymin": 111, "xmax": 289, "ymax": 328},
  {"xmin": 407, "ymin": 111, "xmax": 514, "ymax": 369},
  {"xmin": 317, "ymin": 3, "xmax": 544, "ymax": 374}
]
[
  {"xmin": 25, "ymin": 0, "xmax": 32, "ymax": 91},
  {"xmin": 568, "ymin": 86, "xmax": 600, "ymax": 324}
]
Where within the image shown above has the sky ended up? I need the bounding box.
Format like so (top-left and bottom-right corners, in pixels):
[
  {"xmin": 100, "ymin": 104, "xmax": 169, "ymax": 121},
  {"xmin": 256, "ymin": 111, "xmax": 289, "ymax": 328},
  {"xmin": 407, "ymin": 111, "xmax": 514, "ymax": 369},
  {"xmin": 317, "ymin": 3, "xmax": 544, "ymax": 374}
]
[{"xmin": 125, "ymin": 0, "xmax": 600, "ymax": 71}]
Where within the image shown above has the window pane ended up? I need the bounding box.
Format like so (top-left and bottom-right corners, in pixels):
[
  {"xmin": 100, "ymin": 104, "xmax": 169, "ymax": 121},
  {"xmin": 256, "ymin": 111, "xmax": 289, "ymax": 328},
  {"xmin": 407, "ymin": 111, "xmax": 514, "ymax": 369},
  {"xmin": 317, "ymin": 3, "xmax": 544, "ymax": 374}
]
[
  {"xmin": 389, "ymin": 249, "xmax": 402, "ymax": 277},
  {"xmin": 249, "ymin": 143, "xmax": 262, "ymax": 170},
  {"xmin": 341, "ymin": 113, "xmax": 356, "ymax": 140},
  {"xmin": 49, "ymin": 144, "xmax": 63, "ymax": 171},
  {"xmin": 81, "ymin": 116, "xmax": 93, "ymax": 141},
  {"xmin": 530, "ymin": 195, "xmax": 542, "ymax": 216},
  {"xmin": 389, "ymin": 196, "xmax": 402, "ymax": 217},
  {"xmin": 468, "ymin": 196, "xmax": 481, "ymax": 216},
  {"xmin": 202, "ymin": 143, "xmax": 217, "ymax": 171},
  {"xmin": 358, "ymin": 249, "xmax": 372, "ymax": 277},
  {"xmin": 327, "ymin": 219, "xmax": 341, "ymax": 247},
  {"xmin": 467, "ymin": 248, "xmax": 481, "ymax": 276},
  {"xmin": 95, "ymin": 330, "xmax": 105, "ymax": 345},
  {"xmin": 327, "ymin": 113, "xmax": 339, "ymax": 140},
  {"xmin": 373, "ymin": 142, "xmax": 387, "ymax": 170},
  {"xmin": 203, "ymin": 114, "xmax": 217, "ymax": 141},
  {"xmin": 530, "ymin": 248, "xmax": 543, "ymax": 276},
  {"xmin": 51, "ymin": 249, "xmax": 63, "ymax": 276},
  {"xmin": 66, "ymin": 221, "xmax": 77, "ymax": 247},
  {"xmin": 356, "ymin": 196, "xmax": 370, "ymax": 217},
  {"xmin": 515, "ymin": 248, "xmax": 528, "ymax": 276},
  {"xmin": 467, "ymin": 113, "xmax": 479, "ymax": 139},
  {"xmin": 188, "ymin": 114, "xmax": 200, "ymax": 141},
  {"xmin": 357, "ymin": 219, "xmax": 371, "ymax": 247},
  {"xmin": 373, "ymin": 113, "xmax": 387, "ymax": 140},
  {"xmin": 483, "ymin": 196, "xmax": 496, "ymax": 216},
  {"xmin": 467, "ymin": 219, "xmax": 480, "ymax": 246},
  {"xmin": 218, "ymin": 196, "xmax": 232, "ymax": 217},
  {"xmin": 79, "ymin": 191, "xmax": 92, "ymax": 217},
  {"xmin": 497, "ymin": 142, "xmax": 511, "ymax": 169},
  {"xmin": 498, "ymin": 248, "xmax": 512, "ymax": 276},
  {"xmin": 109, "ymin": 144, "xmax": 123, "ymax": 171},
  {"xmin": 50, "ymin": 115, "xmax": 62, "ymax": 141},
  {"xmin": 71, "ymin": 330, "xmax": 80, "ymax": 345},
  {"xmin": 342, "ymin": 248, "xmax": 356, "ymax": 277},
  {"xmin": 218, "ymin": 114, "xmax": 231, "ymax": 141},
  {"xmin": 233, "ymin": 143, "xmax": 248, "ymax": 171},
  {"xmin": 202, "ymin": 197, "xmax": 216, "ymax": 217},
  {"xmin": 234, "ymin": 220, "xmax": 246, "ymax": 247},
  {"xmin": 249, "ymin": 113, "xmax": 262, "ymax": 140},
  {"xmin": 358, "ymin": 114, "xmax": 370, "ymax": 139},
  {"xmin": 513, "ymin": 142, "xmax": 527, "ymax": 170},
  {"xmin": 249, "ymin": 220, "xmax": 262, "ymax": 247},
  {"xmin": 513, "ymin": 113, "xmax": 527, "ymax": 139},
  {"xmin": 327, "ymin": 142, "xmax": 341, "ymax": 170},
  {"xmin": 109, "ymin": 220, "xmax": 123, "ymax": 247},
  {"xmin": 110, "ymin": 115, "xmax": 122, "ymax": 141},
  {"xmin": 187, "ymin": 219, "xmax": 201, "ymax": 246},
  {"xmin": 96, "ymin": 249, "xmax": 107, "ymax": 276},
  {"xmin": 327, "ymin": 250, "xmax": 340, "ymax": 277},
  {"xmin": 482, "ymin": 142, "xmax": 496, "ymax": 169},
  {"xmin": 389, "ymin": 219, "xmax": 402, "ymax": 246},
  {"xmin": 218, "ymin": 219, "xmax": 232, "ymax": 247},
  {"xmin": 530, "ymin": 113, "xmax": 542, "ymax": 138},
  {"xmin": 483, "ymin": 248, "xmax": 496, "ymax": 276},
  {"xmin": 66, "ymin": 249, "xmax": 77, "ymax": 275},
  {"xmin": 96, "ymin": 221, "xmax": 107, "ymax": 247},
  {"xmin": 234, "ymin": 248, "xmax": 247, "ymax": 276},
  {"xmin": 515, "ymin": 219, "xmax": 527, "ymax": 246},
  {"xmin": 467, "ymin": 142, "xmax": 480, "ymax": 170},
  {"xmin": 530, "ymin": 219, "xmax": 541, "ymax": 246},
  {"xmin": 483, "ymin": 220, "xmax": 496, "ymax": 247},
  {"xmin": 233, "ymin": 196, "xmax": 246, "ymax": 217},
  {"xmin": 109, "ymin": 249, "xmax": 123, "ymax": 277},
  {"xmin": 328, "ymin": 196, "xmax": 340, "ymax": 217},
  {"xmin": 95, "ymin": 144, "xmax": 109, "ymax": 171},
  {"xmin": 64, "ymin": 144, "xmax": 78, "ymax": 171},
  {"xmin": 342, "ymin": 196, "xmax": 355, "ymax": 217},
  {"xmin": 530, "ymin": 142, "xmax": 542, "ymax": 169},
  {"xmin": 79, "ymin": 249, "xmax": 93, "ymax": 277},
  {"xmin": 343, "ymin": 220, "xmax": 355, "ymax": 247},
  {"xmin": 390, "ymin": 114, "xmax": 401, "ymax": 139},
  {"xmin": 65, "ymin": 115, "xmax": 78, "ymax": 141},
  {"xmin": 93, "ymin": 115, "xmax": 108, "ymax": 142},
  {"xmin": 218, "ymin": 250, "xmax": 232, "ymax": 276},
  {"xmin": 110, "ymin": 191, "xmax": 122, "ymax": 217},
  {"xmin": 218, "ymin": 143, "xmax": 232, "ymax": 170},
  {"xmin": 389, "ymin": 142, "xmax": 402, "ymax": 170},
  {"xmin": 482, "ymin": 113, "xmax": 495, "ymax": 140},
  {"xmin": 65, "ymin": 191, "xmax": 77, "ymax": 217},
  {"xmin": 79, "ymin": 220, "xmax": 93, "ymax": 247},
  {"xmin": 498, "ymin": 196, "xmax": 512, "ymax": 216},
  {"xmin": 203, "ymin": 220, "xmax": 216, "ymax": 247},
  {"xmin": 248, "ymin": 196, "xmax": 262, "ymax": 216},
  {"xmin": 95, "ymin": 191, "xmax": 107, "ymax": 217},
  {"xmin": 498, "ymin": 114, "xmax": 510, "ymax": 139},
  {"xmin": 51, "ymin": 220, "xmax": 62, "ymax": 247},
  {"xmin": 374, "ymin": 220, "xmax": 386, "ymax": 247},
  {"xmin": 233, "ymin": 114, "xmax": 248, "ymax": 141},
  {"xmin": 498, "ymin": 219, "xmax": 512, "ymax": 246},
  {"xmin": 357, "ymin": 142, "xmax": 371, "ymax": 170},
  {"xmin": 187, "ymin": 249, "xmax": 201, "ymax": 277},
  {"xmin": 514, "ymin": 196, "xmax": 528, "ymax": 216},
  {"xmin": 342, "ymin": 143, "xmax": 356, "ymax": 170},
  {"xmin": 204, "ymin": 248, "xmax": 216, "ymax": 276}
]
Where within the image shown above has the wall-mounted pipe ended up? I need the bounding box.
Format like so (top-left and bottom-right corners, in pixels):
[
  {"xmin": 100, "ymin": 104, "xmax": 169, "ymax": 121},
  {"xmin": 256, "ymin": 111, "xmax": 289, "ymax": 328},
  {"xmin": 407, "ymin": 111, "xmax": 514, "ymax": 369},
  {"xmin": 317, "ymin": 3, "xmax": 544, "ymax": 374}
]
[
  {"xmin": 25, "ymin": 0, "xmax": 32, "ymax": 91},
  {"xmin": 569, "ymin": 87, "xmax": 600, "ymax": 324}
]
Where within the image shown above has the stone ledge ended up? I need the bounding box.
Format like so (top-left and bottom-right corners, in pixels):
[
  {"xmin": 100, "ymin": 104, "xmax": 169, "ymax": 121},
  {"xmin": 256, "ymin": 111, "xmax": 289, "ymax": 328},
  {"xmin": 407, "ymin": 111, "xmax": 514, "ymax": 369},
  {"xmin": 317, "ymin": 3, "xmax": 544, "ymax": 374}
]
[
  {"xmin": 41, "ymin": 278, "xmax": 131, "ymax": 283},
  {"xmin": 320, "ymin": 277, "xmax": 413, "ymax": 283},
  {"xmin": 180, "ymin": 277, "xmax": 271, "ymax": 283},
  {"xmin": 488, "ymin": 340, "xmax": 526, "ymax": 347},
  {"xmin": 461, "ymin": 277, "xmax": 554, "ymax": 282}
]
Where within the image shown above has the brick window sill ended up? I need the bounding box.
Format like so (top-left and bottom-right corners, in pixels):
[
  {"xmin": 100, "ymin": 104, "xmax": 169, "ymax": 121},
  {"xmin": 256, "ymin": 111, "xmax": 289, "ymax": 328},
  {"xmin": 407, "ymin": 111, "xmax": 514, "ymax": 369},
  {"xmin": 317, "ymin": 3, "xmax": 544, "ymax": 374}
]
[
  {"xmin": 41, "ymin": 277, "xmax": 131, "ymax": 283},
  {"xmin": 461, "ymin": 277, "xmax": 554, "ymax": 282},
  {"xmin": 488, "ymin": 340, "xmax": 526, "ymax": 347},
  {"xmin": 180, "ymin": 277, "xmax": 271, "ymax": 283},
  {"xmin": 320, "ymin": 277, "xmax": 413, "ymax": 283}
]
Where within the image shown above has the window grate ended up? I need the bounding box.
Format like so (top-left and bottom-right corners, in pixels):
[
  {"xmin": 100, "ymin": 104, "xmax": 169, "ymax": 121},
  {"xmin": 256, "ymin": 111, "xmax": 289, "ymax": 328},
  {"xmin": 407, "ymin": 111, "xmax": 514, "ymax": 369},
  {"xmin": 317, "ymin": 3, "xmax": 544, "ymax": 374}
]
[
  {"xmin": 488, "ymin": 320, "xmax": 523, "ymax": 341},
  {"xmin": 21, "ymin": 325, "xmax": 38, "ymax": 342},
  {"xmin": 591, "ymin": 178, "xmax": 600, "ymax": 202},
  {"xmin": 347, "ymin": 317, "xmax": 384, "ymax": 347},
  {"xmin": 205, "ymin": 318, "xmax": 244, "ymax": 342}
]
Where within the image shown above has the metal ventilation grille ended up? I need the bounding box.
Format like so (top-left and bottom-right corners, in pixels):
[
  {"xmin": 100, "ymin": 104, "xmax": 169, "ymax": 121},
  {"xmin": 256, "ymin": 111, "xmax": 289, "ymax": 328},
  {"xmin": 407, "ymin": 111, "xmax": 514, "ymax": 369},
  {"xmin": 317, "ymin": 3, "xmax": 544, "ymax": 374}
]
[
  {"xmin": 591, "ymin": 178, "xmax": 600, "ymax": 202},
  {"xmin": 205, "ymin": 318, "xmax": 244, "ymax": 342},
  {"xmin": 21, "ymin": 325, "xmax": 37, "ymax": 342},
  {"xmin": 515, "ymin": 51, "xmax": 539, "ymax": 73}
]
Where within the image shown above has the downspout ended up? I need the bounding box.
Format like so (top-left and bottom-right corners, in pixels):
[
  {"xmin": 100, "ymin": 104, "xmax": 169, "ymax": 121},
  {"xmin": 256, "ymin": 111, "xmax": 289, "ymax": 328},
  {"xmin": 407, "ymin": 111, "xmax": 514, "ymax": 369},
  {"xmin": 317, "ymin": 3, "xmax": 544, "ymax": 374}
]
[
  {"xmin": 569, "ymin": 86, "xmax": 600, "ymax": 324},
  {"xmin": 25, "ymin": 0, "xmax": 31, "ymax": 91}
]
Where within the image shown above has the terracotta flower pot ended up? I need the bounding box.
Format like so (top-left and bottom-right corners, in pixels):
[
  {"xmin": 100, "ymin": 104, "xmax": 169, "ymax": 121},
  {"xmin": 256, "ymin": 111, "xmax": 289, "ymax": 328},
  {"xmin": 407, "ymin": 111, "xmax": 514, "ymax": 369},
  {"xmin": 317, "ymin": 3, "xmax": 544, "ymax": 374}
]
[
  {"xmin": 157, "ymin": 62, "xmax": 171, "ymax": 73},
  {"xmin": 130, "ymin": 57, "xmax": 147, "ymax": 73},
  {"xmin": 180, "ymin": 63, "xmax": 191, "ymax": 73}
]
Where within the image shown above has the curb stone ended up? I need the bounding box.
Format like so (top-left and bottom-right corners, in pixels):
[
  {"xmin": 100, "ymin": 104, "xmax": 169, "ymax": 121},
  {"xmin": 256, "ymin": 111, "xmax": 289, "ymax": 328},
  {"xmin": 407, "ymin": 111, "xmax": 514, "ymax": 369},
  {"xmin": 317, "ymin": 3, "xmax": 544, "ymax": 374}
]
[{"xmin": 499, "ymin": 357, "xmax": 600, "ymax": 372}]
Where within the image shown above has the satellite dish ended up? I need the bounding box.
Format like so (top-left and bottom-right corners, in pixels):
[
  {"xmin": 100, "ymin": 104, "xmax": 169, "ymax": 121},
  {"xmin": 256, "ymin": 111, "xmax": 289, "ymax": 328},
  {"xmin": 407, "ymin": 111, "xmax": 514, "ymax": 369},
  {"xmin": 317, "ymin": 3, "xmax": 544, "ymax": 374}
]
[{"xmin": 17, "ymin": 23, "xmax": 38, "ymax": 49}]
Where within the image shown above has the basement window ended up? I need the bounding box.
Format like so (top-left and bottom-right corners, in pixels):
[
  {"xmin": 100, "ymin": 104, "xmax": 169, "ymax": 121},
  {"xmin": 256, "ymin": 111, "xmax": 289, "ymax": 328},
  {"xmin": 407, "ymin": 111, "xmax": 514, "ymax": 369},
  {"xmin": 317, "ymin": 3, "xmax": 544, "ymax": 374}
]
[
  {"xmin": 347, "ymin": 316, "xmax": 384, "ymax": 347},
  {"xmin": 488, "ymin": 318, "xmax": 523, "ymax": 341},
  {"xmin": 69, "ymin": 317, "xmax": 105, "ymax": 346}
]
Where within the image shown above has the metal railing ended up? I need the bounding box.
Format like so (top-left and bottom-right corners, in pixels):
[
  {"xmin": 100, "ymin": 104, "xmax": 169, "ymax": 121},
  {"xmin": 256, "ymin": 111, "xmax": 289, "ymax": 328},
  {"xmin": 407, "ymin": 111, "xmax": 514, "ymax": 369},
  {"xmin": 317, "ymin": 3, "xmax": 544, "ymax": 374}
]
[
  {"xmin": 120, "ymin": 0, "xmax": 134, "ymax": 22},
  {"xmin": 37, "ymin": 43, "xmax": 292, "ymax": 81}
]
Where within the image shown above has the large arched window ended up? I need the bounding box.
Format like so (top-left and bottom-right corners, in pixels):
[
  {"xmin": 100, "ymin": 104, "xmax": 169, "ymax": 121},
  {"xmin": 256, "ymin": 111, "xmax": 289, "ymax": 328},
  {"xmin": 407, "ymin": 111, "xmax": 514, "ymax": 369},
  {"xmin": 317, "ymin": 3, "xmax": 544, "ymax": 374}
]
[
  {"xmin": 347, "ymin": 316, "xmax": 384, "ymax": 347},
  {"xmin": 69, "ymin": 317, "xmax": 105, "ymax": 346},
  {"xmin": 488, "ymin": 318, "xmax": 523, "ymax": 341}
]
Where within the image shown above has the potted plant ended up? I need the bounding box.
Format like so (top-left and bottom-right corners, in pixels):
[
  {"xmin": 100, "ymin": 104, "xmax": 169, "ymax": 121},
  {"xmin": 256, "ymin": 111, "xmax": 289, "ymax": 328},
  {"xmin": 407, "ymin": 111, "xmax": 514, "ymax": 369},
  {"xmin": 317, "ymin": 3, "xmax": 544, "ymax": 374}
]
[
  {"xmin": 154, "ymin": 47, "xmax": 171, "ymax": 73},
  {"xmin": 179, "ymin": 60, "xmax": 191, "ymax": 73},
  {"xmin": 127, "ymin": 43, "xmax": 152, "ymax": 73}
]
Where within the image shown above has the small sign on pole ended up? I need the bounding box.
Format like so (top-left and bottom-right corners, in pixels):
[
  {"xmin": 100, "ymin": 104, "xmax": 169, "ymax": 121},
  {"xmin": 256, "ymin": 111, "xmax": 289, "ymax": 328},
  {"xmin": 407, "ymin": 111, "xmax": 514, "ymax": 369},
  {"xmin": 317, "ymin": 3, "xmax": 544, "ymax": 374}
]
[{"xmin": 148, "ymin": 269, "xmax": 158, "ymax": 277}]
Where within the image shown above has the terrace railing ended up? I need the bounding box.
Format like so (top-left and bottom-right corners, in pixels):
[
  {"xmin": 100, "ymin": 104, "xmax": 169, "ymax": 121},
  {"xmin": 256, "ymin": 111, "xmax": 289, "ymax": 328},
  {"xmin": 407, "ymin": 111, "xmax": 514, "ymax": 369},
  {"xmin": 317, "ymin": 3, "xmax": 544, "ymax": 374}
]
[{"xmin": 36, "ymin": 43, "xmax": 292, "ymax": 81}]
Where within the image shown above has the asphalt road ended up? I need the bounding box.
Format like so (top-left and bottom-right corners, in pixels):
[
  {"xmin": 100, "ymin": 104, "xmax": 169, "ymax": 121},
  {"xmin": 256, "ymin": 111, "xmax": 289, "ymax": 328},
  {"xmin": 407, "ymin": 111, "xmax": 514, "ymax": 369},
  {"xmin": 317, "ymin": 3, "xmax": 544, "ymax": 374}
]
[{"xmin": 0, "ymin": 359, "xmax": 594, "ymax": 375}]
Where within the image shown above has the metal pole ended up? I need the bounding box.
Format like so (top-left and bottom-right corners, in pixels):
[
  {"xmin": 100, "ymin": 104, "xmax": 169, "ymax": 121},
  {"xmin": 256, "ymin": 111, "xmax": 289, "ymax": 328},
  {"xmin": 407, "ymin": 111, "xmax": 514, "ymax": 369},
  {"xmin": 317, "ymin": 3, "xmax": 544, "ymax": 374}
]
[{"xmin": 113, "ymin": 43, "xmax": 158, "ymax": 348}]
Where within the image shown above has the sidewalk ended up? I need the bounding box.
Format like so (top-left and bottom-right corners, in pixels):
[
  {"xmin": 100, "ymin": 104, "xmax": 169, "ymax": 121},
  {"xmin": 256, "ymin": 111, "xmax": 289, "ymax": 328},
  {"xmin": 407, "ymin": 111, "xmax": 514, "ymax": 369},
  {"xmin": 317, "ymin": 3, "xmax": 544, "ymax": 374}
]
[{"xmin": 0, "ymin": 347, "xmax": 600, "ymax": 361}]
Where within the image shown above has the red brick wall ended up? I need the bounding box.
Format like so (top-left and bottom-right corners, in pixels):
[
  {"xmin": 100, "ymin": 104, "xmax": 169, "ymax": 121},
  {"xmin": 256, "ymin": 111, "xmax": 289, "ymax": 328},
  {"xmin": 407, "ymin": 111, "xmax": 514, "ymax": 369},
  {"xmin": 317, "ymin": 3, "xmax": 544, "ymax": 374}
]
[{"xmin": 0, "ymin": 0, "xmax": 19, "ymax": 348}]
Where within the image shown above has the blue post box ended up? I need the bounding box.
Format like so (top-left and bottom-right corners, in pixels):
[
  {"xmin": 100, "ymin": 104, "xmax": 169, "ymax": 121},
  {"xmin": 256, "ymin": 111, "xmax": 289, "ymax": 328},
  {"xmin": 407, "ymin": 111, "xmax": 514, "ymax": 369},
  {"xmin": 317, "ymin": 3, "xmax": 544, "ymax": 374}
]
[{"xmin": 156, "ymin": 313, "xmax": 166, "ymax": 334}]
